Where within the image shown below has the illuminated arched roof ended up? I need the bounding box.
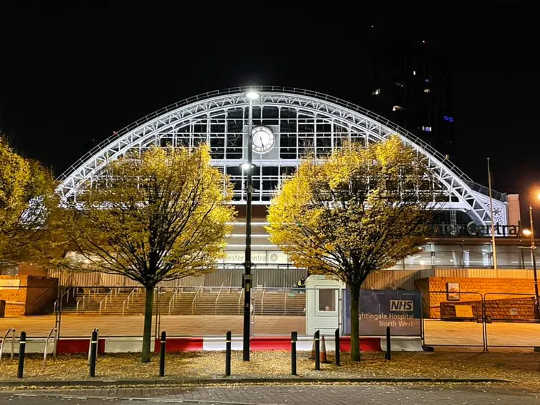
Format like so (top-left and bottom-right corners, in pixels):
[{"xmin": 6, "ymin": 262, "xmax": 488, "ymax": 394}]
[{"xmin": 57, "ymin": 87, "xmax": 507, "ymax": 226}]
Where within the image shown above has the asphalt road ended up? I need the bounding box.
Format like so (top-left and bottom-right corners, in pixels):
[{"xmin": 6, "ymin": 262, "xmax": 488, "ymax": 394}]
[{"xmin": 1, "ymin": 383, "xmax": 539, "ymax": 405}]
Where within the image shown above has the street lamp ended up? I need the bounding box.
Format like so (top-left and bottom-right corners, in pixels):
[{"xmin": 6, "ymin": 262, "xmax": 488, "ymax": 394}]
[
  {"xmin": 525, "ymin": 204, "xmax": 539, "ymax": 311},
  {"xmin": 243, "ymin": 89, "xmax": 259, "ymax": 361}
]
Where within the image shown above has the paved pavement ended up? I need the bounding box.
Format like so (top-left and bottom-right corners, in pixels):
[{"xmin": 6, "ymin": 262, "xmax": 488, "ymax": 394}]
[{"xmin": 1, "ymin": 383, "xmax": 539, "ymax": 404}]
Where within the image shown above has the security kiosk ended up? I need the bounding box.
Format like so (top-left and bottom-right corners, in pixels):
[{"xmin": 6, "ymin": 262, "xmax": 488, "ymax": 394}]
[{"xmin": 305, "ymin": 275, "xmax": 344, "ymax": 336}]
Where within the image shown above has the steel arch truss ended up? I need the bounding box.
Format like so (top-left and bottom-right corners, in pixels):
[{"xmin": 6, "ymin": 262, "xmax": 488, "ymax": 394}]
[{"xmin": 57, "ymin": 89, "xmax": 506, "ymax": 226}]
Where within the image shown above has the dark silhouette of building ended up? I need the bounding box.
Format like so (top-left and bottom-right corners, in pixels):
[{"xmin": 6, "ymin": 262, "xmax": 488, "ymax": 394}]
[{"xmin": 366, "ymin": 34, "xmax": 455, "ymax": 158}]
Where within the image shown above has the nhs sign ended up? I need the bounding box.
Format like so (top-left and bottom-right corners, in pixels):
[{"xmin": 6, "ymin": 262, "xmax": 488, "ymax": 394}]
[{"xmin": 390, "ymin": 300, "xmax": 414, "ymax": 312}]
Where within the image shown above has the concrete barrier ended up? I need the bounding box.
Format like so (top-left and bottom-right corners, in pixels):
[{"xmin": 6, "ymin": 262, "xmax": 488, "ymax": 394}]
[{"xmin": 380, "ymin": 337, "xmax": 423, "ymax": 352}]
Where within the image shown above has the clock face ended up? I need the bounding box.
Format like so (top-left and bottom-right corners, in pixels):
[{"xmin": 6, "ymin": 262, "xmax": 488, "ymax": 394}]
[{"xmin": 252, "ymin": 126, "xmax": 274, "ymax": 154}]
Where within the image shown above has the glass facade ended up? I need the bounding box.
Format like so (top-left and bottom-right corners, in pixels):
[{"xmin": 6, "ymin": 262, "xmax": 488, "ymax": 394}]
[{"xmin": 392, "ymin": 242, "xmax": 540, "ymax": 270}]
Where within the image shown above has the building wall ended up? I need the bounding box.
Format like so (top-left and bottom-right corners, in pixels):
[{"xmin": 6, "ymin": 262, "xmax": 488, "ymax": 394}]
[
  {"xmin": 507, "ymin": 194, "xmax": 521, "ymax": 226},
  {"xmin": 416, "ymin": 276, "xmax": 537, "ymax": 318},
  {"xmin": 440, "ymin": 297, "xmax": 537, "ymax": 320},
  {"xmin": 25, "ymin": 276, "xmax": 58, "ymax": 315},
  {"xmin": 0, "ymin": 275, "xmax": 26, "ymax": 316},
  {"xmin": 0, "ymin": 275, "xmax": 58, "ymax": 317}
]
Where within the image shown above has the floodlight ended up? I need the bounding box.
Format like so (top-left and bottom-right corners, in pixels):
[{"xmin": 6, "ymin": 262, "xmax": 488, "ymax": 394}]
[{"xmin": 246, "ymin": 90, "xmax": 260, "ymax": 100}]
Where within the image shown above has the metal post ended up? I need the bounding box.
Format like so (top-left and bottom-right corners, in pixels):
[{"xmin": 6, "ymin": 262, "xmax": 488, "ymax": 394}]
[
  {"xmin": 17, "ymin": 331, "xmax": 26, "ymax": 378},
  {"xmin": 335, "ymin": 328, "xmax": 340, "ymax": 366},
  {"xmin": 314, "ymin": 330, "xmax": 320, "ymax": 370},
  {"xmin": 159, "ymin": 331, "xmax": 166, "ymax": 377},
  {"xmin": 487, "ymin": 157, "xmax": 498, "ymax": 269},
  {"xmin": 54, "ymin": 286, "xmax": 63, "ymax": 359},
  {"xmin": 11, "ymin": 328, "xmax": 15, "ymax": 360},
  {"xmin": 89, "ymin": 329, "xmax": 98, "ymax": 377},
  {"xmin": 154, "ymin": 287, "xmax": 160, "ymax": 342},
  {"xmin": 225, "ymin": 330, "xmax": 232, "ymax": 376},
  {"xmin": 291, "ymin": 331, "xmax": 297, "ymax": 376},
  {"xmin": 385, "ymin": 326, "xmax": 391, "ymax": 360},
  {"xmin": 529, "ymin": 206, "xmax": 539, "ymax": 310},
  {"xmin": 481, "ymin": 295, "xmax": 488, "ymax": 352},
  {"xmin": 243, "ymin": 96, "xmax": 254, "ymax": 361}
]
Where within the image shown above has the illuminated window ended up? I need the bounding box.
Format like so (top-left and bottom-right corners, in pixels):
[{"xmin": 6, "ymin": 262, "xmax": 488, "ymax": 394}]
[
  {"xmin": 422, "ymin": 126, "xmax": 432, "ymax": 132},
  {"xmin": 392, "ymin": 105, "xmax": 404, "ymax": 112},
  {"xmin": 443, "ymin": 115, "xmax": 455, "ymax": 123},
  {"xmin": 412, "ymin": 70, "xmax": 416, "ymax": 76},
  {"xmin": 372, "ymin": 88, "xmax": 381, "ymax": 95},
  {"xmin": 423, "ymin": 88, "xmax": 431, "ymax": 93},
  {"xmin": 318, "ymin": 289, "xmax": 336, "ymax": 311}
]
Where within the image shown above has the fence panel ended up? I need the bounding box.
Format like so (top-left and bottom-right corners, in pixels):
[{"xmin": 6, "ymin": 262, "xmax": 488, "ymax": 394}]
[
  {"xmin": 422, "ymin": 291, "xmax": 485, "ymax": 348},
  {"xmin": 157, "ymin": 286, "xmax": 245, "ymax": 337},
  {"xmin": 56, "ymin": 286, "xmax": 160, "ymax": 338},
  {"xmin": 252, "ymin": 287, "xmax": 307, "ymax": 336},
  {"xmin": 5, "ymin": 283, "xmax": 540, "ymax": 348},
  {"xmin": 484, "ymin": 292, "xmax": 540, "ymax": 348}
]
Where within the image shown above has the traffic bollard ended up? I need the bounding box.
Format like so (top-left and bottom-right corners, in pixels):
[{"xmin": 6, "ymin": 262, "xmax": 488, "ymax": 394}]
[
  {"xmin": 335, "ymin": 328, "xmax": 340, "ymax": 366},
  {"xmin": 225, "ymin": 330, "xmax": 231, "ymax": 376},
  {"xmin": 17, "ymin": 331, "xmax": 26, "ymax": 378},
  {"xmin": 385, "ymin": 326, "xmax": 391, "ymax": 361},
  {"xmin": 159, "ymin": 331, "xmax": 166, "ymax": 377},
  {"xmin": 89, "ymin": 329, "xmax": 98, "ymax": 377},
  {"xmin": 291, "ymin": 331, "xmax": 297, "ymax": 376},
  {"xmin": 314, "ymin": 330, "xmax": 320, "ymax": 370}
]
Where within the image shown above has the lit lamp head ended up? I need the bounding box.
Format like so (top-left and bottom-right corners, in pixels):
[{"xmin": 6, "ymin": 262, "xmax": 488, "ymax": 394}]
[
  {"xmin": 523, "ymin": 228, "xmax": 532, "ymax": 237},
  {"xmin": 241, "ymin": 162, "xmax": 255, "ymax": 172},
  {"xmin": 245, "ymin": 90, "xmax": 260, "ymax": 101}
]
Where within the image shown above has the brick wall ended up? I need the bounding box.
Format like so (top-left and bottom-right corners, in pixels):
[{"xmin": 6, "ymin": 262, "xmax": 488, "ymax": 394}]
[
  {"xmin": 0, "ymin": 275, "xmax": 27, "ymax": 316},
  {"xmin": 0, "ymin": 275, "xmax": 58, "ymax": 317},
  {"xmin": 440, "ymin": 297, "xmax": 538, "ymax": 320},
  {"xmin": 25, "ymin": 276, "xmax": 58, "ymax": 315},
  {"xmin": 415, "ymin": 277, "xmax": 537, "ymax": 318}
]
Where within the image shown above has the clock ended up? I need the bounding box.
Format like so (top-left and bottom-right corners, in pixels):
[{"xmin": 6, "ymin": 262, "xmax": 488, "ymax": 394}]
[{"xmin": 251, "ymin": 126, "xmax": 274, "ymax": 154}]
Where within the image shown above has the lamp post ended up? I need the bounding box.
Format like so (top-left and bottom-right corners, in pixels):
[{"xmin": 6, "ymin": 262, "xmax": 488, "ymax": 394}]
[
  {"xmin": 243, "ymin": 89, "xmax": 259, "ymax": 361},
  {"xmin": 524, "ymin": 206, "xmax": 539, "ymax": 310}
]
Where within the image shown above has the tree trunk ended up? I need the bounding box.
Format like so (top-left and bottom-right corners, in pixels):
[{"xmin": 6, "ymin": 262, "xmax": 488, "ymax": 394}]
[
  {"xmin": 141, "ymin": 286, "xmax": 154, "ymax": 363},
  {"xmin": 350, "ymin": 284, "xmax": 361, "ymax": 362}
]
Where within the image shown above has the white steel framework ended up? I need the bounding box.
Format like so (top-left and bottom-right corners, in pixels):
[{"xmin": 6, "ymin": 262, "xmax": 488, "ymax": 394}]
[{"xmin": 57, "ymin": 87, "xmax": 507, "ymax": 226}]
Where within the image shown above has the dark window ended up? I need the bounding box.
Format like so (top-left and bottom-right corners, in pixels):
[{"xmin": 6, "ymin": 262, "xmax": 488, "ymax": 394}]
[{"xmin": 318, "ymin": 289, "xmax": 336, "ymax": 311}]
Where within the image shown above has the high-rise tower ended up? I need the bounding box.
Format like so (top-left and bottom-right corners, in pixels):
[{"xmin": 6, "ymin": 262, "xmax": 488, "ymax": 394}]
[{"xmin": 366, "ymin": 36, "xmax": 455, "ymax": 158}]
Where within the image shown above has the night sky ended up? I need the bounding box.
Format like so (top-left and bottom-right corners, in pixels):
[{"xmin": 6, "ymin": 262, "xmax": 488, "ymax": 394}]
[{"xmin": 1, "ymin": 1, "xmax": 539, "ymax": 224}]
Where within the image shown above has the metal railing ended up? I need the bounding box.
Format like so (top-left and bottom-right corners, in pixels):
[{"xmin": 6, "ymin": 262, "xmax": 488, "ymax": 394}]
[
  {"xmin": 0, "ymin": 328, "xmax": 16, "ymax": 361},
  {"xmin": 43, "ymin": 327, "xmax": 57, "ymax": 364}
]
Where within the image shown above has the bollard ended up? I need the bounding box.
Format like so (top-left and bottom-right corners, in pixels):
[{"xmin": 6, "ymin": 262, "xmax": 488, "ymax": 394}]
[
  {"xmin": 335, "ymin": 328, "xmax": 340, "ymax": 366},
  {"xmin": 89, "ymin": 329, "xmax": 98, "ymax": 377},
  {"xmin": 314, "ymin": 330, "xmax": 320, "ymax": 371},
  {"xmin": 291, "ymin": 331, "xmax": 297, "ymax": 376},
  {"xmin": 159, "ymin": 331, "xmax": 166, "ymax": 377},
  {"xmin": 385, "ymin": 326, "xmax": 391, "ymax": 361},
  {"xmin": 17, "ymin": 331, "xmax": 26, "ymax": 379},
  {"xmin": 225, "ymin": 331, "xmax": 231, "ymax": 376}
]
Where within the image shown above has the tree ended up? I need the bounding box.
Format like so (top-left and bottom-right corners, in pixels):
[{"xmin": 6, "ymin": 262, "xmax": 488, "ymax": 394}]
[
  {"xmin": 0, "ymin": 136, "xmax": 63, "ymax": 266},
  {"xmin": 61, "ymin": 144, "xmax": 235, "ymax": 362},
  {"xmin": 267, "ymin": 136, "xmax": 434, "ymax": 361}
]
